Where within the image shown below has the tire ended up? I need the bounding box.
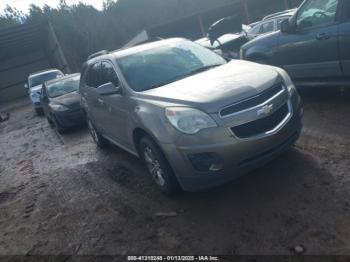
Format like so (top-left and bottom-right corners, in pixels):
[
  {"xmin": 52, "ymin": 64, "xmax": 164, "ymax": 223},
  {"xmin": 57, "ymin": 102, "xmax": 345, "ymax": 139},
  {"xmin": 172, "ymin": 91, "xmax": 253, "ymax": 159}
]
[
  {"xmin": 139, "ymin": 136, "xmax": 181, "ymax": 195},
  {"xmin": 87, "ymin": 117, "xmax": 108, "ymax": 148},
  {"xmin": 47, "ymin": 116, "xmax": 54, "ymax": 126},
  {"xmin": 35, "ymin": 108, "xmax": 43, "ymax": 115},
  {"xmin": 53, "ymin": 115, "xmax": 65, "ymax": 134}
]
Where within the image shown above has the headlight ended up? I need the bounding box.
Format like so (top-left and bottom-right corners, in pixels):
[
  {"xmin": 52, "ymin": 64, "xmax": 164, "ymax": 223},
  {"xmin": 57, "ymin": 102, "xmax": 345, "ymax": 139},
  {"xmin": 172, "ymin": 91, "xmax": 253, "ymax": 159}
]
[
  {"xmin": 51, "ymin": 104, "xmax": 69, "ymax": 112},
  {"xmin": 275, "ymin": 68, "xmax": 295, "ymax": 96},
  {"xmin": 165, "ymin": 107, "xmax": 217, "ymax": 135}
]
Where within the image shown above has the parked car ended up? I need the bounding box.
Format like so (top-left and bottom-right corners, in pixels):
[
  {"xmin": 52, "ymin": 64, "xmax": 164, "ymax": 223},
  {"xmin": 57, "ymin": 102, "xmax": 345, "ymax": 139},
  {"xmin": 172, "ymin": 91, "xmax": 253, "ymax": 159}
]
[
  {"xmin": 195, "ymin": 32, "xmax": 249, "ymax": 60},
  {"xmin": 25, "ymin": 69, "xmax": 64, "ymax": 115},
  {"xmin": 241, "ymin": 0, "xmax": 350, "ymax": 87},
  {"xmin": 80, "ymin": 38, "xmax": 303, "ymax": 194},
  {"xmin": 247, "ymin": 10, "xmax": 295, "ymax": 40},
  {"xmin": 262, "ymin": 8, "xmax": 297, "ymax": 21},
  {"xmin": 41, "ymin": 73, "xmax": 84, "ymax": 133}
]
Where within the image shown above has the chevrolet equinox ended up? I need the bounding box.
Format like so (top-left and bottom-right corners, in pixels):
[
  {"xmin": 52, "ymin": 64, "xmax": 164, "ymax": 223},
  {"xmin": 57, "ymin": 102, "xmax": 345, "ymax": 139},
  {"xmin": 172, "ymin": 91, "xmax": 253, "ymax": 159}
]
[{"xmin": 80, "ymin": 38, "xmax": 303, "ymax": 194}]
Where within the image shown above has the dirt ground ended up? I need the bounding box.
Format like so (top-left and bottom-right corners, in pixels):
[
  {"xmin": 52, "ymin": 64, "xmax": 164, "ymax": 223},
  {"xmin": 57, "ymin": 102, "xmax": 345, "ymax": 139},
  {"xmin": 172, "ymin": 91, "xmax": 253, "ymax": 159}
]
[{"xmin": 0, "ymin": 87, "xmax": 349, "ymax": 256}]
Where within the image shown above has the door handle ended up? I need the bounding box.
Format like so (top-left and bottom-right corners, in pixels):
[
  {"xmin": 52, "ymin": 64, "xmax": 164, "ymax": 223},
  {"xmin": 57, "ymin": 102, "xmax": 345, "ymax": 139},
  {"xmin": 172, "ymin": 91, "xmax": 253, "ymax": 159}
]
[
  {"xmin": 316, "ymin": 33, "xmax": 330, "ymax": 40},
  {"xmin": 97, "ymin": 98, "xmax": 104, "ymax": 105}
]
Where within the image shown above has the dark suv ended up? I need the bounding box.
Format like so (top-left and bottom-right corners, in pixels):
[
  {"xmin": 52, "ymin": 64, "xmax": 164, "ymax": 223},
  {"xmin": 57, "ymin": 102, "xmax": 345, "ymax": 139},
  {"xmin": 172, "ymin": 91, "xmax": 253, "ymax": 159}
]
[{"xmin": 241, "ymin": 0, "xmax": 350, "ymax": 87}]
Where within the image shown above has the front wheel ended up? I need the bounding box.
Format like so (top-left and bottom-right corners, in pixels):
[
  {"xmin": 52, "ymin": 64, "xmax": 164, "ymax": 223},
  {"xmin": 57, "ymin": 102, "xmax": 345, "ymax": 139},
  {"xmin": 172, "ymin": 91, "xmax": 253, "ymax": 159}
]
[
  {"xmin": 35, "ymin": 108, "xmax": 43, "ymax": 116},
  {"xmin": 87, "ymin": 117, "xmax": 108, "ymax": 148},
  {"xmin": 139, "ymin": 136, "xmax": 181, "ymax": 195}
]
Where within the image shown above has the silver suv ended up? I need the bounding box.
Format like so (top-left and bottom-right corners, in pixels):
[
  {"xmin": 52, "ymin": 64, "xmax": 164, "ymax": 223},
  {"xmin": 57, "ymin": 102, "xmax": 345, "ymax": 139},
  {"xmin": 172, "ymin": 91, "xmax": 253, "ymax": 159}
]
[{"xmin": 80, "ymin": 38, "xmax": 303, "ymax": 194}]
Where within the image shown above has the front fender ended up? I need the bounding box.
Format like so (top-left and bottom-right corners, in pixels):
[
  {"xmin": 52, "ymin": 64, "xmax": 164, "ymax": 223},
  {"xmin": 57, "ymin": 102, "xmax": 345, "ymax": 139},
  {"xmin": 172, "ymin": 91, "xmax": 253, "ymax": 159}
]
[{"xmin": 130, "ymin": 102, "xmax": 181, "ymax": 145}]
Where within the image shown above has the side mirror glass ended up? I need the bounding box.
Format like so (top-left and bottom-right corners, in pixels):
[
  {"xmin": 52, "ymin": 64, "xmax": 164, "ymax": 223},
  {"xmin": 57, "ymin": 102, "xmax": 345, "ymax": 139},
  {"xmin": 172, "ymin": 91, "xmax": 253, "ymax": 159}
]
[
  {"xmin": 97, "ymin": 82, "xmax": 121, "ymax": 96},
  {"xmin": 280, "ymin": 19, "xmax": 293, "ymax": 33}
]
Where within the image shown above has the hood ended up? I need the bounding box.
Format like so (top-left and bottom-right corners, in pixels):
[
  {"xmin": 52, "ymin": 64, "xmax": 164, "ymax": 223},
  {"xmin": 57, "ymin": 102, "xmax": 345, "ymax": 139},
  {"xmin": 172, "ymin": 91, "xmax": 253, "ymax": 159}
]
[
  {"xmin": 30, "ymin": 85, "xmax": 43, "ymax": 94},
  {"xmin": 51, "ymin": 91, "xmax": 80, "ymax": 111},
  {"xmin": 140, "ymin": 60, "xmax": 280, "ymax": 113}
]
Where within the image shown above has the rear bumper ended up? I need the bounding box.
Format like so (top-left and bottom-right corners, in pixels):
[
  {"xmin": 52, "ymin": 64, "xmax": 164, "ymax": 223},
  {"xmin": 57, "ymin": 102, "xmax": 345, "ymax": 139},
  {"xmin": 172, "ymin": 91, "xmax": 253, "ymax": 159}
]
[
  {"xmin": 161, "ymin": 103, "xmax": 303, "ymax": 192},
  {"xmin": 55, "ymin": 110, "xmax": 85, "ymax": 129}
]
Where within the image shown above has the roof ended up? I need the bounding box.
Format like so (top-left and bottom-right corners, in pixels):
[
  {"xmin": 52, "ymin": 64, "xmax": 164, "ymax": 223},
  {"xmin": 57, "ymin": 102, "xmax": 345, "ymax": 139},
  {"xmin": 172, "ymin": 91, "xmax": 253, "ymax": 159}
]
[
  {"xmin": 45, "ymin": 73, "xmax": 80, "ymax": 86},
  {"xmin": 262, "ymin": 9, "xmax": 296, "ymax": 21},
  {"xmin": 29, "ymin": 69, "xmax": 63, "ymax": 78}
]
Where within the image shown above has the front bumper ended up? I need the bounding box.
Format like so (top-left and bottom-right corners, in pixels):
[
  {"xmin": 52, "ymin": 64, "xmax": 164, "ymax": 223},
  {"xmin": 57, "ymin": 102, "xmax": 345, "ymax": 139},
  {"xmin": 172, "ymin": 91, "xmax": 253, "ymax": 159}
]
[{"xmin": 161, "ymin": 96, "xmax": 303, "ymax": 192}]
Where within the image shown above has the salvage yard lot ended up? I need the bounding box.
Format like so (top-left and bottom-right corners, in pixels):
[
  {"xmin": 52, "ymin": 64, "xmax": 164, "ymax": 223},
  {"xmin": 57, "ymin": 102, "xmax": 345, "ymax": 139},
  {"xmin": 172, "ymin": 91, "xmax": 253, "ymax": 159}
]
[{"xmin": 0, "ymin": 87, "xmax": 350, "ymax": 255}]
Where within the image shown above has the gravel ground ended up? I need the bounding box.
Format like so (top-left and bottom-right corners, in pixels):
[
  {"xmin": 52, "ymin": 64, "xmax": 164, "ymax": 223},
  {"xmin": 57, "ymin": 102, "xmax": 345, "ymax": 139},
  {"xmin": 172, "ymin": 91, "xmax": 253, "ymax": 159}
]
[{"xmin": 0, "ymin": 87, "xmax": 349, "ymax": 256}]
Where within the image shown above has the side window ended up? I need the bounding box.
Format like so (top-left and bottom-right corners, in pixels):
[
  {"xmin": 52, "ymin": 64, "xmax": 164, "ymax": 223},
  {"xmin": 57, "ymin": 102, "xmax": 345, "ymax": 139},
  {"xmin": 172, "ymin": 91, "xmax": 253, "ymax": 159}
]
[
  {"xmin": 100, "ymin": 61, "xmax": 120, "ymax": 87},
  {"xmin": 345, "ymin": 0, "xmax": 350, "ymax": 19},
  {"xmin": 296, "ymin": 0, "xmax": 339, "ymax": 30},
  {"xmin": 259, "ymin": 21, "xmax": 274, "ymax": 34},
  {"xmin": 86, "ymin": 62, "xmax": 101, "ymax": 88},
  {"xmin": 277, "ymin": 18, "xmax": 288, "ymax": 29},
  {"xmin": 249, "ymin": 24, "xmax": 261, "ymax": 35}
]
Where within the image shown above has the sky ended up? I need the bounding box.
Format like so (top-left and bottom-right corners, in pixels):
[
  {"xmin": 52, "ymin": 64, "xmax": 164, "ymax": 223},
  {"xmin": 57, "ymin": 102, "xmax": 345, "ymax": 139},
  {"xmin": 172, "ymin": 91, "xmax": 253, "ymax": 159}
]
[{"xmin": 0, "ymin": 0, "xmax": 104, "ymax": 14}]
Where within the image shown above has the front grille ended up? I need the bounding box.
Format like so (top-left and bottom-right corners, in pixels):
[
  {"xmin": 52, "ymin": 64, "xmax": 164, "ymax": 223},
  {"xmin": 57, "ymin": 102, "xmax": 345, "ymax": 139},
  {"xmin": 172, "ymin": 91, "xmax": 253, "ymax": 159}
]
[
  {"xmin": 220, "ymin": 83, "xmax": 284, "ymax": 117},
  {"xmin": 231, "ymin": 103, "xmax": 289, "ymax": 139}
]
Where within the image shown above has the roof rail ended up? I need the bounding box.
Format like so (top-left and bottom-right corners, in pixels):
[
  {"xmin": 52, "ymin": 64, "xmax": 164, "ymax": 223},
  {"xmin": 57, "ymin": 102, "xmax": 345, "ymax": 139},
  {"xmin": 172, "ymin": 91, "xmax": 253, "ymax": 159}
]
[
  {"xmin": 262, "ymin": 9, "xmax": 296, "ymax": 21},
  {"xmin": 87, "ymin": 50, "xmax": 108, "ymax": 60}
]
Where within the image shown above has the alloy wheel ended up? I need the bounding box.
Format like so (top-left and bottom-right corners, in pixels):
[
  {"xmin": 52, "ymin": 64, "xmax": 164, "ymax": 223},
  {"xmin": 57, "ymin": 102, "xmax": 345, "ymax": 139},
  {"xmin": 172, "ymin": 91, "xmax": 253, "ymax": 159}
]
[{"xmin": 143, "ymin": 146, "xmax": 166, "ymax": 187}]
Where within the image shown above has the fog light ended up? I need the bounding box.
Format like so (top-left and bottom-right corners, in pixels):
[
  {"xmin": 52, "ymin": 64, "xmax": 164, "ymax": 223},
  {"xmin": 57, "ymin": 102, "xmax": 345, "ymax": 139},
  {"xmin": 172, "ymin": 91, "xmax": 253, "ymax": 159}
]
[{"xmin": 188, "ymin": 153, "xmax": 223, "ymax": 172}]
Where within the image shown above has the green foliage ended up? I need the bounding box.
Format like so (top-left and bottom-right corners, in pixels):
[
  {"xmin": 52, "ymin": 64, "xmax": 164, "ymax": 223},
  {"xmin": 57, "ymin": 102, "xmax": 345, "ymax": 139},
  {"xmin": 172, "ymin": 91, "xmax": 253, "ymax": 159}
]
[{"xmin": 0, "ymin": 5, "xmax": 26, "ymax": 27}]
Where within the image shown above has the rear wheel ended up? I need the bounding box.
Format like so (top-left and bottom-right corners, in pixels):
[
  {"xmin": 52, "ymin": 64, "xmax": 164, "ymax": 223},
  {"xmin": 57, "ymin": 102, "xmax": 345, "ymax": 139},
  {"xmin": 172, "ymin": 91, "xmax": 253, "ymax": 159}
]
[
  {"xmin": 87, "ymin": 117, "xmax": 108, "ymax": 148},
  {"xmin": 35, "ymin": 108, "xmax": 43, "ymax": 116},
  {"xmin": 139, "ymin": 136, "xmax": 181, "ymax": 195},
  {"xmin": 52, "ymin": 115, "xmax": 65, "ymax": 134}
]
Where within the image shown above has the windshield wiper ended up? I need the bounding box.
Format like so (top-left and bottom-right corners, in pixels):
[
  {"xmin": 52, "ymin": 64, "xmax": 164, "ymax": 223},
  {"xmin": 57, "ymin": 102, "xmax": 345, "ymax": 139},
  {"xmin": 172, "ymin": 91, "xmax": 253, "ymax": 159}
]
[
  {"xmin": 186, "ymin": 64, "xmax": 222, "ymax": 76},
  {"xmin": 145, "ymin": 64, "xmax": 222, "ymax": 91}
]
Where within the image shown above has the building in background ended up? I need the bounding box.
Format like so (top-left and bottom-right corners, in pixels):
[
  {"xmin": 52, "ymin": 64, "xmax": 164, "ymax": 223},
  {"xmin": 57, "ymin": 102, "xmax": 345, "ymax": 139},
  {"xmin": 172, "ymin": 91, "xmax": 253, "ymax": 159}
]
[{"xmin": 0, "ymin": 21, "xmax": 69, "ymax": 104}]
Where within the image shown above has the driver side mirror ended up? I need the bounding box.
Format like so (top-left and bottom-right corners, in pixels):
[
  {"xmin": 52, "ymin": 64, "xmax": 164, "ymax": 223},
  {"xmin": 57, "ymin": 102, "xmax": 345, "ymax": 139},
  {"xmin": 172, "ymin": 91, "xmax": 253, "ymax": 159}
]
[
  {"xmin": 97, "ymin": 82, "xmax": 121, "ymax": 96},
  {"xmin": 280, "ymin": 19, "xmax": 294, "ymax": 33}
]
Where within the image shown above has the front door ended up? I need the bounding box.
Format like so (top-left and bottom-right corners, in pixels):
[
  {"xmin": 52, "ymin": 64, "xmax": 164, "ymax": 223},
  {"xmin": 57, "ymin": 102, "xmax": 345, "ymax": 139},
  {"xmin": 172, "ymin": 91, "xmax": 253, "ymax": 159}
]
[
  {"xmin": 277, "ymin": 0, "xmax": 342, "ymax": 79},
  {"xmin": 98, "ymin": 61, "xmax": 131, "ymax": 148}
]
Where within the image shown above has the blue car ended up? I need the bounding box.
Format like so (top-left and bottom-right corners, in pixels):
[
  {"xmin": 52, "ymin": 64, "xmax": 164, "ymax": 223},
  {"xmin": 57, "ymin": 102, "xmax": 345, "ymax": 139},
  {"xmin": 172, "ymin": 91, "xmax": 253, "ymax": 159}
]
[{"xmin": 25, "ymin": 69, "xmax": 64, "ymax": 115}]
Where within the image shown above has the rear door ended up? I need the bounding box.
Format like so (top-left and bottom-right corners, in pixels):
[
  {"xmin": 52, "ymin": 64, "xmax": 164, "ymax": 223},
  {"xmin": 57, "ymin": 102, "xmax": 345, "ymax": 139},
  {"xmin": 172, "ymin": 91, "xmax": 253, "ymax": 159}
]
[
  {"xmin": 277, "ymin": 0, "xmax": 342, "ymax": 79},
  {"xmin": 339, "ymin": 0, "xmax": 350, "ymax": 76}
]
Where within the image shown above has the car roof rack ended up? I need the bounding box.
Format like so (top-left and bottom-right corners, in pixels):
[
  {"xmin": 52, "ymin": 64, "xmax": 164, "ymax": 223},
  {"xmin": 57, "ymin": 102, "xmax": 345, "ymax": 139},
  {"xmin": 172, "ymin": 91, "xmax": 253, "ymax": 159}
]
[
  {"xmin": 87, "ymin": 50, "xmax": 108, "ymax": 60},
  {"xmin": 262, "ymin": 9, "xmax": 296, "ymax": 21}
]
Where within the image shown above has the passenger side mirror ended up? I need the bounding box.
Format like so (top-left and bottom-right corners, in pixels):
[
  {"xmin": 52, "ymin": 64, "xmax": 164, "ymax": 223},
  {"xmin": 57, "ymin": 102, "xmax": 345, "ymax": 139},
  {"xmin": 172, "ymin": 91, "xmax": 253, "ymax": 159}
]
[
  {"xmin": 280, "ymin": 19, "xmax": 294, "ymax": 33},
  {"xmin": 97, "ymin": 82, "xmax": 121, "ymax": 96}
]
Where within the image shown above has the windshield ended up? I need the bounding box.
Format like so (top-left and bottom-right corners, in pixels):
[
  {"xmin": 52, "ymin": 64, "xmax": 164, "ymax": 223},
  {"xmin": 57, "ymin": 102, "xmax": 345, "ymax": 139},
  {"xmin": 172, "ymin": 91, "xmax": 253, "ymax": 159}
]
[
  {"xmin": 29, "ymin": 71, "xmax": 63, "ymax": 88},
  {"xmin": 46, "ymin": 75, "xmax": 80, "ymax": 98},
  {"xmin": 116, "ymin": 41, "xmax": 226, "ymax": 92}
]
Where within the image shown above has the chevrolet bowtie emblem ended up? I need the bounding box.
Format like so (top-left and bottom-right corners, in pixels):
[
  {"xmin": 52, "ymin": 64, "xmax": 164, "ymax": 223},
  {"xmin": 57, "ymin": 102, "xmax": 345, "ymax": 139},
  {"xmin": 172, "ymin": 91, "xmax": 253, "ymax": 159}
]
[{"xmin": 257, "ymin": 104, "xmax": 274, "ymax": 116}]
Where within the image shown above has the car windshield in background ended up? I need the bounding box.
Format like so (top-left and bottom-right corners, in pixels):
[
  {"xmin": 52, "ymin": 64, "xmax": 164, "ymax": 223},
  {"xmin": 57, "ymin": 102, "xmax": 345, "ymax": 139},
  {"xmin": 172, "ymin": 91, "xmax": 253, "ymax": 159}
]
[
  {"xmin": 117, "ymin": 41, "xmax": 226, "ymax": 92},
  {"xmin": 29, "ymin": 71, "xmax": 63, "ymax": 88},
  {"xmin": 47, "ymin": 75, "xmax": 80, "ymax": 98}
]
